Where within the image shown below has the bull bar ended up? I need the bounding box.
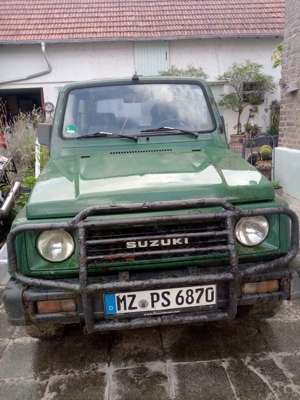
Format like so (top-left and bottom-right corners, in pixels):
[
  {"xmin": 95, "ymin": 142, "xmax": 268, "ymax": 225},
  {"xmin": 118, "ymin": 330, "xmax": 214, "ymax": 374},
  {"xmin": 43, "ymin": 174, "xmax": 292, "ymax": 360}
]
[{"xmin": 6, "ymin": 198, "xmax": 300, "ymax": 333}]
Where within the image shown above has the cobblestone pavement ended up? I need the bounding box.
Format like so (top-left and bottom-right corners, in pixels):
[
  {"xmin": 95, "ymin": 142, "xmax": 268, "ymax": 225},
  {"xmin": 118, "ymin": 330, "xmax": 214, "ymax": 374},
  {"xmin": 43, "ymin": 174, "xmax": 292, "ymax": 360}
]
[
  {"xmin": 1, "ymin": 194, "xmax": 300, "ymax": 399},
  {"xmin": 2, "ymin": 287, "xmax": 300, "ymax": 400}
]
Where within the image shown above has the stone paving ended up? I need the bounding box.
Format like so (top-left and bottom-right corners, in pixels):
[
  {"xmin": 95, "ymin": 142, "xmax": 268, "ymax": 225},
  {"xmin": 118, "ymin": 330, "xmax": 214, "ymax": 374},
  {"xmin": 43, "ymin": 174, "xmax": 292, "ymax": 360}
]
[
  {"xmin": 2, "ymin": 288, "xmax": 300, "ymax": 400},
  {"xmin": 1, "ymin": 193, "xmax": 300, "ymax": 399}
]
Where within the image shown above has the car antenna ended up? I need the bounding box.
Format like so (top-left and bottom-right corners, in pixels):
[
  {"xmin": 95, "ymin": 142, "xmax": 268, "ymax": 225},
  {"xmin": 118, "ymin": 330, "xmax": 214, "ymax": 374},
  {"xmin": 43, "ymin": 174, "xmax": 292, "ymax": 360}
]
[{"xmin": 132, "ymin": 72, "xmax": 139, "ymax": 81}]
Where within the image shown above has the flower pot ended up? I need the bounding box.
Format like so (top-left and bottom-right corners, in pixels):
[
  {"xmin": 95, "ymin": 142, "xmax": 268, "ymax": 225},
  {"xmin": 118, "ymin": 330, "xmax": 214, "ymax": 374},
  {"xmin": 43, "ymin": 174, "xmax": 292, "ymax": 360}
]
[
  {"xmin": 256, "ymin": 164, "xmax": 272, "ymax": 180},
  {"xmin": 229, "ymin": 134, "xmax": 246, "ymax": 154},
  {"xmin": 275, "ymin": 187, "xmax": 284, "ymax": 196}
]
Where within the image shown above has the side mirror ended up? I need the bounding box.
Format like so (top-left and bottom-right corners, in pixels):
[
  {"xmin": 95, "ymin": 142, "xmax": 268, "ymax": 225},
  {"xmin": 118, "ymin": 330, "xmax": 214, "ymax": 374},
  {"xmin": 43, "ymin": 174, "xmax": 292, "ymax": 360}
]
[
  {"xmin": 220, "ymin": 116, "xmax": 226, "ymax": 135},
  {"xmin": 37, "ymin": 123, "xmax": 52, "ymax": 146}
]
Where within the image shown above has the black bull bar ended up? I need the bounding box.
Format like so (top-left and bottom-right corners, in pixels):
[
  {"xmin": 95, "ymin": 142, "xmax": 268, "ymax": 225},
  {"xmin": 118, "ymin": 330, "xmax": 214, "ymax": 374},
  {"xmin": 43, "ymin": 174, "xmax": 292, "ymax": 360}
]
[{"xmin": 7, "ymin": 198, "xmax": 299, "ymax": 333}]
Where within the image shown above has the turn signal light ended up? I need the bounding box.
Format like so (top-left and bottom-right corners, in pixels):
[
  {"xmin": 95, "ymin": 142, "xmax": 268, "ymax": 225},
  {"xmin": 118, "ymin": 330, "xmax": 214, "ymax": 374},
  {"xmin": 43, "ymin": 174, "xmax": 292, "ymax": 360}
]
[
  {"xmin": 37, "ymin": 299, "xmax": 76, "ymax": 314},
  {"xmin": 242, "ymin": 280, "xmax": 279, "ymax": 295}
]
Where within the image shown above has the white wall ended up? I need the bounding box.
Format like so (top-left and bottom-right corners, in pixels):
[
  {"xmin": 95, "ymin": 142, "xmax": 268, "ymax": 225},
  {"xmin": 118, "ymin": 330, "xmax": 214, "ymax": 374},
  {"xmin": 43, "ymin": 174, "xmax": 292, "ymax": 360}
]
[
  {"xmin": 170, "ymin": 38, "xmax": 281, "ymax": 81},
  {"xmin": 0, "ymin": 42, "xmax": 135, "ymax": 104},
  {"xmin": 170, "ymin": 37, "xmax": 281, "ymax": 135},
  {"xmin": 274, "ymin": 147, "xmax": 300, "ymax": 199},
  {"xmin": 0, "ymin": 37, "xmax": 281, "ymax": 136}
]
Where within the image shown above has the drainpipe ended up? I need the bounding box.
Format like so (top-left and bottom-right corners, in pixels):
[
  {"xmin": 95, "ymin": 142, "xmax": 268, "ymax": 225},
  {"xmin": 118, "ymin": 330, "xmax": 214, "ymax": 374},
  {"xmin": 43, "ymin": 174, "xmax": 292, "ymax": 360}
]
[{"xmin": 0, "ymin": 41, "xmax": 52, "ymax": 86}]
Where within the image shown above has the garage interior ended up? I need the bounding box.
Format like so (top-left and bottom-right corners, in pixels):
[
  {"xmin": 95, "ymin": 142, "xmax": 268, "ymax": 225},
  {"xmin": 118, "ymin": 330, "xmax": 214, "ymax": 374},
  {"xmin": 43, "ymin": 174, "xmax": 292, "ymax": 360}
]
[{"xmin": 0, "ymin": 88, "xmax": 44, "ymax": 124}]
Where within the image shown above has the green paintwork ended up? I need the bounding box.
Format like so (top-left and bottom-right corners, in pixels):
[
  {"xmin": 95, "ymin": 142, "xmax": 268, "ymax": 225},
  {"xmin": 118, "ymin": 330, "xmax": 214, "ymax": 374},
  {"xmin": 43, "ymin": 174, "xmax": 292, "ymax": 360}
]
[
  {"xmin": 14, "ymin": 200, "xmax": 288, "ymax": 278},
  {"xmin": 11, "ymin": 77, "xmax": 289, "ymax": 278},
  {"xmin": 27, "ymin": 144, "xmax": 273, "ymax": 219}
]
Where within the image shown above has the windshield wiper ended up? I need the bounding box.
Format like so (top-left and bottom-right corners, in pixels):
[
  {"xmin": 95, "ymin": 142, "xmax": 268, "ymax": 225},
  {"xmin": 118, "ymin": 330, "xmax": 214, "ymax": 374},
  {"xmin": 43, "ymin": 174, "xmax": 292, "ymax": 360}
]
[
  {"xmin": 140, "ymin": 126, "xmax": 199, "ymax": 138},
  {"xmin": 77, "ymin": 131, "xmax": 138, "ymax": 142}
]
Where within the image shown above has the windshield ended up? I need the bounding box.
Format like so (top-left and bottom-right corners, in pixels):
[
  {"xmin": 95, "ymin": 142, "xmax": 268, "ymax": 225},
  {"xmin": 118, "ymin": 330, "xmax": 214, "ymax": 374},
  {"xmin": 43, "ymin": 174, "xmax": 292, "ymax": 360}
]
[{"xmin": 62, "ymin": 83, "xmax": 215, "ymax": 138}]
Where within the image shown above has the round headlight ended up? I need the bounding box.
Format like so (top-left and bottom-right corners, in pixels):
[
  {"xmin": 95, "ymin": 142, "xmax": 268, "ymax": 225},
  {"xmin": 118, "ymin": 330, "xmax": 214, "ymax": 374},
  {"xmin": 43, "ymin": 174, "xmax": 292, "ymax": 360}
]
[
  {"xmin": 37, "ymin": 230, "xmax": 74, "ymax": 262},
  {"xmin": 235, "ymin": 216, "xmax": 269, "ymax": 247}
]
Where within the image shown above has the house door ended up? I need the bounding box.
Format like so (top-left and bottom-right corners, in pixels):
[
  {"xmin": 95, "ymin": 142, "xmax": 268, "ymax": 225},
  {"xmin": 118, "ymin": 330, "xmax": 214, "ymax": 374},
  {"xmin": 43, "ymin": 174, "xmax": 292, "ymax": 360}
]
[{"xmin": 134, "ymin": 42, "xmax": 169, "ymax": 76}]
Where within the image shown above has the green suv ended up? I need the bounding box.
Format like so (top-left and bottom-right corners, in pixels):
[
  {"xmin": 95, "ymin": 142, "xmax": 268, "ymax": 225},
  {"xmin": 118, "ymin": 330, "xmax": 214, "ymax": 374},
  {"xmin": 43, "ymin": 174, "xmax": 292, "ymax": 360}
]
[{"xmin": 3, "ymin": 77, "xmax": 299, "ymax": 338}]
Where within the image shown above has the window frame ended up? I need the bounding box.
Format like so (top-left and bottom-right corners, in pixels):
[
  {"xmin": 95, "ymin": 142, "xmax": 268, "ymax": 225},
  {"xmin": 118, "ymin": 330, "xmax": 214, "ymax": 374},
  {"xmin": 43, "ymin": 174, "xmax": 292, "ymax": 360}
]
[{"xmin": 59, "ymin": 79, "xmax": 217, "ymax": 140}]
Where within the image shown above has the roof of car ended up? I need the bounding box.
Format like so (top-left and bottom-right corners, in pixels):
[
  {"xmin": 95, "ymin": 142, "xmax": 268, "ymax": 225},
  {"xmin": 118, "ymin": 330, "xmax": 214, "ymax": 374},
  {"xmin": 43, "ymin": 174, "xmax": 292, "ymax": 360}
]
[{"xmin": 60, "ymin": 76, "xmax": 209, "ymax": 91}]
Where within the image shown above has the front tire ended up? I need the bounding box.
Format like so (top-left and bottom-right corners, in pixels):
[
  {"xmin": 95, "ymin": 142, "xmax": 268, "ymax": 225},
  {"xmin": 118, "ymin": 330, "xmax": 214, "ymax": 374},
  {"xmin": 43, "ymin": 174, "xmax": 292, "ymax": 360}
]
[
  {"xmin": 237, "ymin": 300, "xmax": 282, "ymax": 320},
  {"xmin": 25, "ymin": 324, "xmax": 64, "ymax": 339}
]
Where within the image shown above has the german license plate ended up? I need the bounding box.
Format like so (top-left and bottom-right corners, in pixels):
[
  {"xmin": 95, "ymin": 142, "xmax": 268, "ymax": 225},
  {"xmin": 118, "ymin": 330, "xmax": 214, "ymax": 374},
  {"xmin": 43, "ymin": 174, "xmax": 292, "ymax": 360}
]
[{"xmin": 104, "ymin": 285, "xmax": 217, "ymax": 316}]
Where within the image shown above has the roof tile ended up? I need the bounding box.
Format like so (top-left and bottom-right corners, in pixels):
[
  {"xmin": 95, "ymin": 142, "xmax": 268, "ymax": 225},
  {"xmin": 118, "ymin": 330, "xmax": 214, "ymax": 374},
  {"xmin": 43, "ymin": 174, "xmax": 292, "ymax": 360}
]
[{"xmin": 0, "ymin": 0, "xmax": 285, "ymax": 42}]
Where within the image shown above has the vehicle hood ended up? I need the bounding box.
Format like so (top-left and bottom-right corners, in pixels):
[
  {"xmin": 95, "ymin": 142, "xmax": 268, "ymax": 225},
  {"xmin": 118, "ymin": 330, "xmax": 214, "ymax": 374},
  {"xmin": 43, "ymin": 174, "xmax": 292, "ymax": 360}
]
[{"xmin": 27, "ymin": 147, "xmax": 274, "ymax": 219}]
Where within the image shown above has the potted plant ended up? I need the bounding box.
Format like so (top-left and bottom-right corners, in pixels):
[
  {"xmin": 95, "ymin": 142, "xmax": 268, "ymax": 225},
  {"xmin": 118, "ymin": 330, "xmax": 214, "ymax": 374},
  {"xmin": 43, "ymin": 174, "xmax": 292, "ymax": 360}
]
[
  {"xmin": 256, "ymin": 145, "xmax": 273, "ymax": 180},
  {"xmin": 272, "ymin": 180, "xmax": 283, "ymax": 196},
  {"xmin": 267, "ymin": 100, "xmax": 280, "ymax": 147},
  {"xmin": 218, "ymin": 61, "xmax": 275, "ymax": 147}
]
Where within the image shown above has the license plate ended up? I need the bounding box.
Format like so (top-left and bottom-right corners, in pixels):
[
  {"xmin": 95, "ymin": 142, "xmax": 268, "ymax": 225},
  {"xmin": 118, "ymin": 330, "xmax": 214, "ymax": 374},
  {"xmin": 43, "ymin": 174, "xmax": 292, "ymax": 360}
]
[{"xmin": 104, "ymin": 285, "xmax": 217, "ymax": 316}]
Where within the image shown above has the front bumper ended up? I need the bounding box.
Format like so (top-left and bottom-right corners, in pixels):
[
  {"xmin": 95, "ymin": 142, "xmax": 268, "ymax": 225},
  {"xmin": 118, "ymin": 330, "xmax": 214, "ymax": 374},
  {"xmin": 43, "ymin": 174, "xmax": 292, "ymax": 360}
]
[
  {"xmin": 4, "ymin": 198, "xmax": 299, "ymax": 333},
  {"xmin": 4, "ymin": 266, "xmax": 291, "ymax": 331}
]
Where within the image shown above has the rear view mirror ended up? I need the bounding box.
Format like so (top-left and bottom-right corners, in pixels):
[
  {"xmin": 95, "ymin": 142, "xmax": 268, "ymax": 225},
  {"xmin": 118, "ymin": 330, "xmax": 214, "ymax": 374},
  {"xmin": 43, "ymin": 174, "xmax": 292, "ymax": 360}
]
[{"xmin": 37, "ymin": 123, "xmax": 52, "ymax": 146}]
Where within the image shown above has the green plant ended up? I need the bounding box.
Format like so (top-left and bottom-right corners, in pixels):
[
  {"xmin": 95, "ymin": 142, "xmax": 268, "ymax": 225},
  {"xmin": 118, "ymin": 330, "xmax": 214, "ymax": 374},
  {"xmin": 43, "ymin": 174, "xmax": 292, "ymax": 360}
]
[
  {"xmin": 12, "ymin": 173, "xmax": 36, "ymax": 215},
  {"xmin": 271, "ymin": 180, "xmax": 281, "ymax": 190},
  {"xmin": 4, "ymin": 108, "xmax": 44, "ymax": 179},
  {"xmin": 259, "ymin": 145, "xmax": 272, "ymax": 161},
  {"xmin": 218, "ymin": 61, "xmax": 275, "ymax": 135},
  {"xmin": 272, "ymin": 43, "xmax": 283, "ymax": 69},
  {"xmin": 160, "ymin": 65, "xmax": 208, "ymax": 79},
  {"xmin": 268, "ymin": 100, "xmax": 280, "ymax": 136},
  {"xmin": 23, "ymin": 174, "xmax": 36, "ymax": 189},
  {"xmin": 244, "ymin": 123, "xmax": 260, "ymax": 137},
  {"xmin": 0, "ymin": 105, "xmax": 45, "ymax": 218},
  {"xmin": 14, "ymin": 192, "xmax": 29, "ymax": 214},
  {"xmin": 0, "ymin": 183, "xmax": 10, "ymax": 196}
]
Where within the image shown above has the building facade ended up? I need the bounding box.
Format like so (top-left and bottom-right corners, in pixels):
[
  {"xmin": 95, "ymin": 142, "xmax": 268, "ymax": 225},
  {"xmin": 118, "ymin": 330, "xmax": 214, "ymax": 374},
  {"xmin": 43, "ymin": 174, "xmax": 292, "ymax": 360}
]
[
  {"xmin": 0, "ymin": 0, "xmax": 284, "ymax": 138},
  {"xmin": 275, "ymin": 0, "xmax": 300, "ymax": 198}
]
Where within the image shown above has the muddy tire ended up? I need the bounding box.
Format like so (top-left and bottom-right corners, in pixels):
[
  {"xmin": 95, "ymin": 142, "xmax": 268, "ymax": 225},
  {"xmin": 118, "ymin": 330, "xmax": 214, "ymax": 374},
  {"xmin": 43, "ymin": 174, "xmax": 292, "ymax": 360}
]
[
  {"xmin": 237, "ymin": 300, "xmax": 282, "ymax": 320},
  {"xmin": 25, "ymin": 324, "xmax": 65, "ymax": 339}
]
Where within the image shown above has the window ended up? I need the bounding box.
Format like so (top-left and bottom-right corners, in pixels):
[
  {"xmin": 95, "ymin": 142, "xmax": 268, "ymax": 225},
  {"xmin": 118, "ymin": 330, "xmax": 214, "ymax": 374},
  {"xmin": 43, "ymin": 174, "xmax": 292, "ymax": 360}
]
[{"xmin": 63, "ymin": 83, "xmax": 214, "ymax": 137}]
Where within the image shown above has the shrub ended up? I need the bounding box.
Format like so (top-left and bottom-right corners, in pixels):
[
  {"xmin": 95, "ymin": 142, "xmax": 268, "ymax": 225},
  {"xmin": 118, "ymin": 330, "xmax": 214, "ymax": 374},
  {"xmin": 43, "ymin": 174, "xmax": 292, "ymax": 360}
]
[
  {"xmin": 4, "ymin": 108, "xmax": 44, "ymax": 179},
  {"xmin": 12, "ymin": 172, "xmax": 37, "ymax": 215},
  {"xmin": 272, "ymin": 43, "xmax": 283, "ymax": 69},
  {"xmin": 259, "ymin": 145, "xmax": 272, "ymax": 161},
  {"xmin": 268, "ymin": 100, "xmax": 280, "ymax": 137},
  {"xmin": 218, "ymin": 61, "xmax": 275, "ymax": 135},
  {"xmin": 160, "ymin": 65, "xmax": 208, "ymax": 79},
  {"xmin": 244, "ymin": 123, "xmax": 260, "ymax": 138},
  {"xmin": 271, "ymin": 180, "xmax": 281, "ymax": 190}
]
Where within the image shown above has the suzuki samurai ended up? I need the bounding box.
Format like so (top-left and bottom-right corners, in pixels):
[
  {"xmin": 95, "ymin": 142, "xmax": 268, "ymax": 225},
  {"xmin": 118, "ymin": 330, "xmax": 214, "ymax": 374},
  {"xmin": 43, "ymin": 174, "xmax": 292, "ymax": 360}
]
[{"xmin": 3, "ymin": 77, "xmax": 299, "ymax": 338}]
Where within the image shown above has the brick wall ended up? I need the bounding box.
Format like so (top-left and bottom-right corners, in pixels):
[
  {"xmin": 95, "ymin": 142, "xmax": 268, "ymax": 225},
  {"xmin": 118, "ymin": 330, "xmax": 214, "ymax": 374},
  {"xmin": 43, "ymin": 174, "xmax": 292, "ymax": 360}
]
[{"xmin": 279, "ymin": 0, "xmax": 300, "ymax": 149}]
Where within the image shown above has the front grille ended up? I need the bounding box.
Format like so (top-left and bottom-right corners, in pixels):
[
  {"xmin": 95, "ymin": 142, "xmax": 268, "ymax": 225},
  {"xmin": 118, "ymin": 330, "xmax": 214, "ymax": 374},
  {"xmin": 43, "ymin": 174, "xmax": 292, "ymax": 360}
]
[{"xmin": 85, "ymin": 217, "xmax": 230, "ymax": 265}]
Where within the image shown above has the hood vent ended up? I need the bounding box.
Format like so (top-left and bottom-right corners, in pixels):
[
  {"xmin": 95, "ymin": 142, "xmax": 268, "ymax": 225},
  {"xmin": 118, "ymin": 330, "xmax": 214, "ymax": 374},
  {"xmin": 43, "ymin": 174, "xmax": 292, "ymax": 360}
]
[{"xmin": 109, "ymin": 149, "xmax": 173, "ymax": 155}]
